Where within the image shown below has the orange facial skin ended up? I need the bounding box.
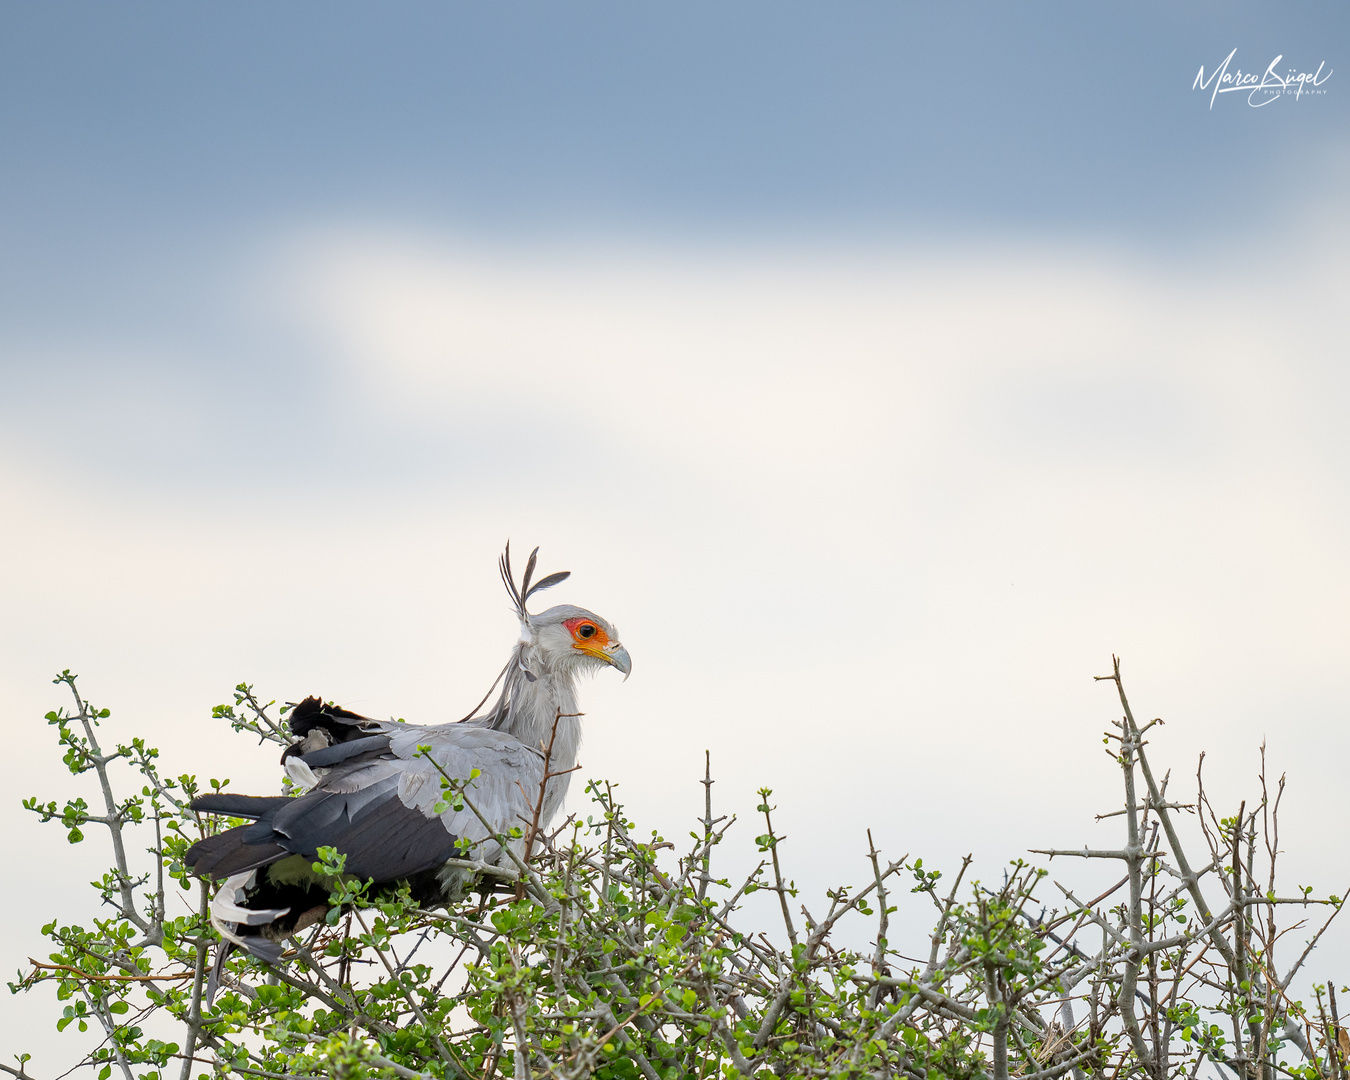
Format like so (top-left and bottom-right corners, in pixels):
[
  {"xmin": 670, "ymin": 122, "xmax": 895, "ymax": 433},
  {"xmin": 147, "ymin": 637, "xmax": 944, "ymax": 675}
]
[{"xmin": 563, "ymin": 616, "xmax": 612, "ymax": 661}]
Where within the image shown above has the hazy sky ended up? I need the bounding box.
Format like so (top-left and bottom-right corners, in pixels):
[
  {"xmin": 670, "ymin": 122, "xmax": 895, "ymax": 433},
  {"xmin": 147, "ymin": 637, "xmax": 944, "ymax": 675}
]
[{"xmin": 2, "ymin": 4, "xmax": 1347, "ymax": 1071}]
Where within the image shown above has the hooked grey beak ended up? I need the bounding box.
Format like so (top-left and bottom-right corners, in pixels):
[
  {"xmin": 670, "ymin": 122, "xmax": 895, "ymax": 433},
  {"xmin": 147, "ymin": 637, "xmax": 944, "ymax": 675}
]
[{"xmin": 605, "ymin": 643, "xmax": 632, "ymax": 679}]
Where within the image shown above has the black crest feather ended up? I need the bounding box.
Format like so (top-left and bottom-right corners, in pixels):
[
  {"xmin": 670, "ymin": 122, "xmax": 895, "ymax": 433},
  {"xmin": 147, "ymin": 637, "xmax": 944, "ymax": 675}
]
[
  {"xmin": 527, "ymin": 570, "xmax": 571, "ymax": 599},
  {"xmin": 499, "ymin": 542, "xmax": 570, "ymax": 619}
]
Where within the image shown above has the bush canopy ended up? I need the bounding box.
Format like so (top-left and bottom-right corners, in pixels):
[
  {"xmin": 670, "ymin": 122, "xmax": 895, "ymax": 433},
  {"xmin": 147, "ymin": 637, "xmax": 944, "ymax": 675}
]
[{"xmin": 8, "ymin": 661, "xmax": 1348, "ymax": 1080}]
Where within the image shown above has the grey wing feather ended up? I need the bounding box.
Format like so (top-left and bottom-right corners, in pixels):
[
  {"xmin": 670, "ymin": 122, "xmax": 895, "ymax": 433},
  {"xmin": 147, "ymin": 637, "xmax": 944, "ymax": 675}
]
[
  {"xmin": 252, "ymin": 722, "xmax": 546, "ymax": 881},
  {"xmin": 387, "ymin": 724, "xmax": 546, "ymax": 857}
]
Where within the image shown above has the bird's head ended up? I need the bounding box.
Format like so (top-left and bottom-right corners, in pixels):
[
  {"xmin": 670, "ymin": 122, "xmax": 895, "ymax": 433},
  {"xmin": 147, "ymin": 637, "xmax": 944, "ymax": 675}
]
[
  {"xmin": 528, "ymin": 604, "xmax": 631, "ymax": 678},
  {"xmin": 499, "ymin": 543, "xmax": 631, "ymax": 678}
]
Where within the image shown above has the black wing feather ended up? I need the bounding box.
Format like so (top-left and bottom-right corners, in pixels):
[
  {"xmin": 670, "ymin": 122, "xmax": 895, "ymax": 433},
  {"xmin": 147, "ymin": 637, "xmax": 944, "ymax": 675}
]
[
  {"xmin": 187, "ymin": 744, "xmax": 464, "ymax": 885},
  {"xmin": 287, "ymin": 696, "xmax": 380, "ymax": 740},
  {"xmin": 316, "ymin": 797, "xmax": 462, "ymax": 879},
  {"xmin": 267, "ymin": 776, "xmax": 462, "ymax": 881},
  {"xmin": 292, "ymin": 734, "xmax": 392, "ymax": 768}
]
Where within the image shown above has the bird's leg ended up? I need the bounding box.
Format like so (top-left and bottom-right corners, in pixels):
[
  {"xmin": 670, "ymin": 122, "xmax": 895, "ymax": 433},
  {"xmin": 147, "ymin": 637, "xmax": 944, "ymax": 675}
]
[{"xmin": 337, "ymin": 911, "xmax": 353, "ymax": 987}]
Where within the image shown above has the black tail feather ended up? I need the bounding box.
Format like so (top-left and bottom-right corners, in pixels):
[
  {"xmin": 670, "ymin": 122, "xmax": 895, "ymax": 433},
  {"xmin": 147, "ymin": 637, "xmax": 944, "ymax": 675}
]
[
  {"xmin": 191, "ymin": 793, "xmax": 290, "ymax": 818},
  {"xmin": 186, "ymin": 829, "xmax": 289, "ymax": 879}
]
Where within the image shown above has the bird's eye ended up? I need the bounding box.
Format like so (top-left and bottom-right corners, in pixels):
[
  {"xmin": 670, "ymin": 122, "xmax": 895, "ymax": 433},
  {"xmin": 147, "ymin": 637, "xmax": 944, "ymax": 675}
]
[{"xmin": 577, "ymin": 623, "xmax": 597, "ymax": 640}]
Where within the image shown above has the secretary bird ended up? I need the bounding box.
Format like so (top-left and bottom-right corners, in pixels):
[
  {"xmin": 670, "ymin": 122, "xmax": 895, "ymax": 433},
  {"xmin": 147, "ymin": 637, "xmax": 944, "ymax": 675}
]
[{"xmin": 185, "ymin": 545, "xmax": 629, "ymax": 970}]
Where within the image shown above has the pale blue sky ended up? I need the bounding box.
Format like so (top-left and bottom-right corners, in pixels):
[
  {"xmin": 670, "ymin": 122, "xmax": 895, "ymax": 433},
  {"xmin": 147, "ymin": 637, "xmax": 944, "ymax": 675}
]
[
  {"xmin": 0, "ymin": 3, "xmax": 1343, "ymax": 238},
  {"xmin": 1, "ymin": 1, "xmax": 1346, "ymax": 491}
]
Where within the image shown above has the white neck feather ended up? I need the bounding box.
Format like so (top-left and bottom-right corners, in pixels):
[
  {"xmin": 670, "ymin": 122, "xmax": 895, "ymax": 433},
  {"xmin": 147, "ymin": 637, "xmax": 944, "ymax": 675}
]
[{"xmin": 493, "ymin": 640, "xmax": 584, "ymax": 825}]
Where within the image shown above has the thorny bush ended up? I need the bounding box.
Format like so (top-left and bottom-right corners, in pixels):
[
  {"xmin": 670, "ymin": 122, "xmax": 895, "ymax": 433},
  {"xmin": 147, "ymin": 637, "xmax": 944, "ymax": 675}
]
[{"xmin": 8, "ymin": 660, "xmax": 1350, "ymax": 1080}]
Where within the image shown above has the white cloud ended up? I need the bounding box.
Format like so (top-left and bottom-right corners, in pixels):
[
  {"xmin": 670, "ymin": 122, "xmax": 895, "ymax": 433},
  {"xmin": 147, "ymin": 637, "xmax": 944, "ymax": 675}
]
[{"xmin": 4, "ymin": 225, "xmax": 1348, "ymax": 1072}]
